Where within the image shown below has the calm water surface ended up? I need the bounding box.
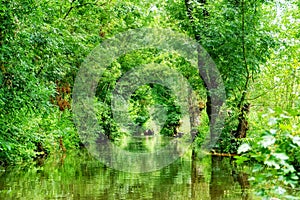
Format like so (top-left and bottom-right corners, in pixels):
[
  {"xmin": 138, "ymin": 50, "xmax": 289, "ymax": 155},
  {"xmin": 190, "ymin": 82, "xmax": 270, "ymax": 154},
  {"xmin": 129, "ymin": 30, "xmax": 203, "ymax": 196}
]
[{"xmin": 0, "ymin": 138, "xmax": 254, "ymax": 200}]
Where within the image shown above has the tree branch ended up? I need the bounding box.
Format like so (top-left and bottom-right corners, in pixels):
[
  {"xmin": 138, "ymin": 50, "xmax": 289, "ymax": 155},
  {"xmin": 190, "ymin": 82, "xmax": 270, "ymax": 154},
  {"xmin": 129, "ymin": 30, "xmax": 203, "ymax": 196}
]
[
  {"xmin": 64, "ymin": 0, "xmax": 108, "ymax": 20},
  {"xmin": 64, "ymin": 0, "xmax": 76, "ymax": 20},
  {"xmin": 238, "ymin": 0, "xmax": 250, "ymax": 110}
]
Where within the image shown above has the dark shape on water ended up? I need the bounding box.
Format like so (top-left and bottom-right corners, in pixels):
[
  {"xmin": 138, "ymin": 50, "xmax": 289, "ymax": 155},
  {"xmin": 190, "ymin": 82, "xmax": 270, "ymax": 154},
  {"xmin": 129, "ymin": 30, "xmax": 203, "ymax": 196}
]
[
  {"xmin": 173, "ymin": 132, "xmax": 184, "ymax": 138},
  {"xmin": 144, "ymin": 129, "xmax": 154, "ymax": 136}
]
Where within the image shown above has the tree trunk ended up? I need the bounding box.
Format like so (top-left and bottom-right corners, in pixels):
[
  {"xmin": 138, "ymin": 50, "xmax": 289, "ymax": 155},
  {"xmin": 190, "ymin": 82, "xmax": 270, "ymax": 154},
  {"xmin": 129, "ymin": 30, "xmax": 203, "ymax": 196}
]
[
  {"xmin": 185, "ymin": 0, "xmax": 213, "ymax": 158},
  {"xmin": 234, "ymin": 103, "xmax": 250, "ymax": 139},
  {"xmin": 188, "ymin": 87, "xmax": 201, "ymax": 139}
]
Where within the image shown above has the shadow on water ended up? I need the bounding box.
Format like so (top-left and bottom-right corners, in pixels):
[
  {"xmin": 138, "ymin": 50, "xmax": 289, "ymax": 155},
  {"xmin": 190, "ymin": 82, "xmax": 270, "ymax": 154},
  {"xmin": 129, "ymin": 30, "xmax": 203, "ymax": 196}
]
[{"xmin": 0, "ymin": 138, "xmax": 253, "ymax": 199}]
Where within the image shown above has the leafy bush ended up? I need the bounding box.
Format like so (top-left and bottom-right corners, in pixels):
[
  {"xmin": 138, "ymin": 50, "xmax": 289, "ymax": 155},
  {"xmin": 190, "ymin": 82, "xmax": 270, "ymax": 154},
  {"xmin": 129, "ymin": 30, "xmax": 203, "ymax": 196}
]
[{"xmin": 237, "ymin": 108, "xmax": 300, "ymax": 199}]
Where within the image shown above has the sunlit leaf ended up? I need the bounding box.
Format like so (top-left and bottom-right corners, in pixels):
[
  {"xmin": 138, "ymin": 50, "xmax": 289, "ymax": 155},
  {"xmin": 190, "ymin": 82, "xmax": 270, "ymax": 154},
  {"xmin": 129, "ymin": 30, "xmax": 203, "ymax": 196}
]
[
  {"xmin": 265, "ymin": 160, "xmax": 280, "ymax": 169},
  {"xmin": 237, "ymin": 143, "xmax": 252, "ymax": 154},
  {"xmin": 274, "ymin": 186, "xmax": 286, "ymax": 195},
  {"xmin": 292, "ymin": 136, "xmax": 300, "ymax": 146},
  {"xmin": 268, "ymin": 117, "xmax": 277, "ymax": 125},
  {"xmin": 259, "ymin": 135, "xmax": 276, "ymax": 148},
  {"xmin": 273, "ymin": 153, "xmax": 289, "ymax": 160},
  {"xmin": 269, "ymin": 129, "xmax": 277, "ymax": 134},
  {"xmin": 280, "ymin": 114, "xmax": 291, "ymax": 119}
]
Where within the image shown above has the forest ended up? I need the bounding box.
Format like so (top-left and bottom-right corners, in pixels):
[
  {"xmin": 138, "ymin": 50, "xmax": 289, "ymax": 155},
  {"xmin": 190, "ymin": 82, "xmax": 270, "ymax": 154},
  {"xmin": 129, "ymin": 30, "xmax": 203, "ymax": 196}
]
[{"xmin": 0, "ymin": 0, "xmax": 300, "ymax": 199}]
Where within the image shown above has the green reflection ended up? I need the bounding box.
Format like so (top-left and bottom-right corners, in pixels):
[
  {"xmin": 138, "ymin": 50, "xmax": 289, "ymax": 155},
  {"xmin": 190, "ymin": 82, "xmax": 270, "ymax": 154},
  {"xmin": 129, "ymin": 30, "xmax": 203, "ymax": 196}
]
[{"xmin": 0, "ymin": 150, "xmax": 253, "ymax": 200}]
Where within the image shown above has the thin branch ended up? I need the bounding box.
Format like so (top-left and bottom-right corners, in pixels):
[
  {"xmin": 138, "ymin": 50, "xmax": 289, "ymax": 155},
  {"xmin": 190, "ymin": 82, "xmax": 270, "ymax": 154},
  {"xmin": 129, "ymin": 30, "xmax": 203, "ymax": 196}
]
[
  {"xmin": 238, "ymin": 0, "xmax": 250, "ymax": 110},
  {"xmin": 64, "ymin": 0, "xmax": 76, "ymax": 20},
  {"xmin": 246, "ymin": 85, "xmax": 278, "ymax": 101},
  {"xmin": 184, "ymin": 0, "xmax": 197, "ymax": 38},
  {"xmin": 64, "ymin": 0, "xmax": 108, "ymax": 20}
]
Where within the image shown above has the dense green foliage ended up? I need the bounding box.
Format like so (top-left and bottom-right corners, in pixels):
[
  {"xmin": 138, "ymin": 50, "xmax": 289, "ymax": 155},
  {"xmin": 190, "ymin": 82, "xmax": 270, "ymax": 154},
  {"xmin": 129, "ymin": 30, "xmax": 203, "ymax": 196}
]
[
  {"xmin": 238, "ymin": 108, "xmax": 300, "ymax": 199},
  {"xmin": 0, "ymin": 0, "xmax": 299, "ymax": 198},
  {"xmin": 235, "ymin": 2, "xmax": 300, "ymax": 198}
]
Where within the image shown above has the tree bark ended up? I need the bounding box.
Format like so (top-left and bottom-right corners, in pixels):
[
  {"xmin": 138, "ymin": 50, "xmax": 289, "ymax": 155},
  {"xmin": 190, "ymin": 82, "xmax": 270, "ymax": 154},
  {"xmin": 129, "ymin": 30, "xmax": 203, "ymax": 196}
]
[{"xmin": 185, "ymin": 0, "xmax": 214, "ymax": 158}]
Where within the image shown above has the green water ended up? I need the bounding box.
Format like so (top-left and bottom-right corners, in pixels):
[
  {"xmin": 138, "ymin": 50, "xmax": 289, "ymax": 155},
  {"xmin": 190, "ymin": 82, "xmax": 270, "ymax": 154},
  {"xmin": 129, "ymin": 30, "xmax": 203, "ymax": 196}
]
[
  {"xmin": 0, "ymin": 137, "xmax": 254, "ymax": 200},
  {"xmin": 0, "ymin": 152, "xmax": 253, "ymax": 200}
]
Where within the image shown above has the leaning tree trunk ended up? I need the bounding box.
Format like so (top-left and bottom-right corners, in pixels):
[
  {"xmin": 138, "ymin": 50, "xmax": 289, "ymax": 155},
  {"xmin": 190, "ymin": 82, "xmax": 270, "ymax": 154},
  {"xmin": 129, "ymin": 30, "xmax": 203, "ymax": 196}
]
[
  {"xmin": 188, "ymin": 87, "xmax": 203, "ymax": 160},
  {"xmin": 185, "ymin": 0, "xmax": 212, "ymax": 159},
  {"xmin": 233, "ymin": 0, "xmax": 251, "ymax": 140},
  {"xmin": 234, "ymin": 103, "xmax": 250, "ymax": 139}
]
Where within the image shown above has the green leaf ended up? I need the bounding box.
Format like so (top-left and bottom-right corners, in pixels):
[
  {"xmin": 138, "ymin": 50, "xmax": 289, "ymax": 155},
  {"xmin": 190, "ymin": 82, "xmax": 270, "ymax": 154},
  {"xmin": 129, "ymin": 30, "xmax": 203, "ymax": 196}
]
[
  {"xmin": 265, "ymin": 160, "xmax": 280, "ymax": 169},
  {"xmin": 292, "ymin": 136, "xmax": 300, "ymax": 146},
  {"xmin": 237, "ymin": 143, "xmax": 252, "ymax": 154},
  {"xmin": 260, "ymin": 135, "xmax": 276, "ymax": 148},
  {"xmin": 280, "ymin": 114, "xmax": 291, "ymax": 119},
  {"xmin": 235, "ymin": 156, "xmax": 249, "ymax": 165},
  {"xmin": 268, "ymin": 117, "xmax": 277, "ymax": 125},
  {"xmin": 273, "ymin": 153, "xmax": 289, "ymax": 160},
  {"xmin": 290, "ymin": 174, "xmax": 299, "ymax": 180},
  {"xmin": 274, "ymin": 186, "xmax": 286, "ymax": 195}
]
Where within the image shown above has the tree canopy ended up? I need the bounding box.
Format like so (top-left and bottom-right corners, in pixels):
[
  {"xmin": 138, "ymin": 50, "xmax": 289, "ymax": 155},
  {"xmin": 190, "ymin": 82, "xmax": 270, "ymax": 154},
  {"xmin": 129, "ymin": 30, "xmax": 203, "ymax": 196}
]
[{"xmin": 0, "ymin": 0, "xmax": 299, "ymax": 198}]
